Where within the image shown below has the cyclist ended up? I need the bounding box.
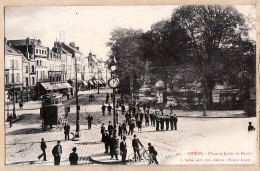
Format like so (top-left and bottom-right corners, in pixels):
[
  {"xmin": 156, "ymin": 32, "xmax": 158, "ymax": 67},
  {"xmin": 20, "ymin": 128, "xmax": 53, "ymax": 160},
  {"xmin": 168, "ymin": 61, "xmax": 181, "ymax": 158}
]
[
  {"xmin": 132, "ymin": 134, "xmax": 143, "ymax": 161},
  {"xmin": 148, "ymin": 143, "xmax": 159, "ymax": 165}
]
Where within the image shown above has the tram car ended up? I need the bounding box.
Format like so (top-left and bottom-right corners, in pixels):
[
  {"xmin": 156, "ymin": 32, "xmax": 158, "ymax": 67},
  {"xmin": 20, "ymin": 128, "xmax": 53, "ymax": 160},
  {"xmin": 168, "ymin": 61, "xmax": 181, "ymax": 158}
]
[{"xmin": 40, "ymin": 93, "xmax": 66, "ymax": 131}]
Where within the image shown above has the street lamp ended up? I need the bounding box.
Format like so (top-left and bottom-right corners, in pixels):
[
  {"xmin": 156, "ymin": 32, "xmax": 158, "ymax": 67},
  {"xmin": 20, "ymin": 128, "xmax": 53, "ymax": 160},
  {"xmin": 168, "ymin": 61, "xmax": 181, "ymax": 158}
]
[{"xmin": 12, "ymin": 60, "xmax": 16, "ymax": 119}]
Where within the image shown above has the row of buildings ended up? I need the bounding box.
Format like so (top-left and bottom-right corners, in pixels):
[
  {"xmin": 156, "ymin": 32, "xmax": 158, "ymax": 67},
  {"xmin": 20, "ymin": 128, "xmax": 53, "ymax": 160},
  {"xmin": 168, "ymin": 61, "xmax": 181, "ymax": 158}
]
[{"xmin": 5, "ymin": 37, "xmax": 110, "ymax": 103}]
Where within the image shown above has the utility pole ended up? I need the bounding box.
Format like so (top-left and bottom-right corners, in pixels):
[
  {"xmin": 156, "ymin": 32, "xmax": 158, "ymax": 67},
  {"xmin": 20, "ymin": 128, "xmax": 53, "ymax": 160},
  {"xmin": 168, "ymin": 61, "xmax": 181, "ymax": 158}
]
[
  {"xmin": 75, "ymin": 57, "xmax": 80, "ymax": 135},
  {"xmin": 105, "ymin": 67, "xmax": 107, "ymax": 93},
  {"xmin": 12, "ymin": 60, "xmax": 16, "ymax": 119}
]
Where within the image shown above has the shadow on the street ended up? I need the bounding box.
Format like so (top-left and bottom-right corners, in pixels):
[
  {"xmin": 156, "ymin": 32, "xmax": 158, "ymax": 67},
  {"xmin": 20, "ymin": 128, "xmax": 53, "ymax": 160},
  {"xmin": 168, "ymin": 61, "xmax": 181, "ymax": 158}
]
[
  {"xmin": 6, "ymin": 127, "xmax": 44, "ymax": 136},
  {"xmin": 75, "ymin": 141, "xmax": 103, "ymax": 145}
]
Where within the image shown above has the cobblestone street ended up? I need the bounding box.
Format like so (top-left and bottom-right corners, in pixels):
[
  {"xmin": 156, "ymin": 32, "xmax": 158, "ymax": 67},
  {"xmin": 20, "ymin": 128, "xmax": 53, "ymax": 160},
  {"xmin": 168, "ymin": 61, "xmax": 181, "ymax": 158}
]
[{"xmin": 5, "ymin": 89, "xmax": 257, "ymax": 165}]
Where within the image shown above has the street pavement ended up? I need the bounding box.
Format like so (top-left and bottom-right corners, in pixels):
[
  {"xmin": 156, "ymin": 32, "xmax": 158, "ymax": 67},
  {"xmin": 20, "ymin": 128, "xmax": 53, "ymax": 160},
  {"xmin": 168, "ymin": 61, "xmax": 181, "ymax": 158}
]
[{"xmin": 4, "ymin": 88, "xmax": 257, "ymax": 165}]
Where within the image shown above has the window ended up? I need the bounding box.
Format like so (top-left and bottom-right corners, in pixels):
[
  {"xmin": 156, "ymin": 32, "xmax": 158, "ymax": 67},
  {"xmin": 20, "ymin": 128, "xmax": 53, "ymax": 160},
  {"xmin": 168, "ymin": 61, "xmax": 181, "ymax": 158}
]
[
  {"xmin": 42, "ymin": 50, "xmax": 44, "ymax": 54},
  {"xmin": 36, "ymin": 71, "xmax": 38, "ymax": 79},
  {"xmin": 31, "ymin": 66, "xmax": 35, "ymax": 73},
  {"xmin": 40, "ymin": 60, "xmax": 42, "ymax": 66},
  {"xmin": 39, "ymin": 50, "xmax": 41, "ymax": 54},
  {"xmin": 37, "ymin": 60, "xmax": 39, "ymax": 66},
  {"xmin": 26, "ymin": 77, "xmax": 29, "ymax": 86},
  {"xmin": 16, "ymin": 73, "xmax": 20, "ymax": 83},
  {"xmin": 36, "ymin": 49, "xmax": 38, "ymax": 54},
  {"xmin": 25, "ymin": 66, "xmax": 28, "ymax": 73},
  {"xmin": 32, "ymin": 77, "xmax": 35, "ymax": 85}
]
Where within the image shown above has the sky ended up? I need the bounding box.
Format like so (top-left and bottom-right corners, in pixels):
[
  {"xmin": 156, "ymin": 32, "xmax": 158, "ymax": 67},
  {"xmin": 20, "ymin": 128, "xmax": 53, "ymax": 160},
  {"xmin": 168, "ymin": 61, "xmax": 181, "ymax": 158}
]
[{"xmin": 5, "ymin": 5, "xmax": 256, "ymax": 61}]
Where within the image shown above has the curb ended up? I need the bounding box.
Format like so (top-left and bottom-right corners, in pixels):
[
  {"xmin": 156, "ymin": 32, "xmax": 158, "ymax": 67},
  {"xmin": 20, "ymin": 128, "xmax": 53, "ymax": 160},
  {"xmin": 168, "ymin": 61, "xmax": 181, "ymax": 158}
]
[{"xmin": 89, "ymin": 153, "xmax": 127, "ymax": 165}]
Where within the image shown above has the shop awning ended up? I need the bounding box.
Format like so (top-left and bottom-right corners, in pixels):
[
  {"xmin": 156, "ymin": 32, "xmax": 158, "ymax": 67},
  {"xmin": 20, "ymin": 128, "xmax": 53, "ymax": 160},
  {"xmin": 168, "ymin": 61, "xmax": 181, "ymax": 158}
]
[
  {"xmin": 98, "ymin": 80, "xmax": 103, "ymax": 84},
  {"xmin": 89, "ymin": 80, "xmax": 94, "ymax": 85},
  {"xmin": 41, "ymin": 83, "xmax": 54, "ymax": 90},
  {"xmin": 93, "ymin": 80, "xmax": 98, "ymax": 84},
  {"xmin": 83, "ymin": 81, "xmax": 88, "ymax": 86},
  {"xmin": 62, "ymin": 83, "xmax": 72, "ymax": 88}
]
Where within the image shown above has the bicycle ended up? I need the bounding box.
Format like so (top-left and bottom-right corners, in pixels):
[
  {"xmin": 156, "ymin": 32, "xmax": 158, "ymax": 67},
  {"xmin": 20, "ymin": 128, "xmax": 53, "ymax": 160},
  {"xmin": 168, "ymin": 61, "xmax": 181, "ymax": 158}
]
[{"xmin": 128, "ymin": 146, "xmax": 151, "ymax": 164}]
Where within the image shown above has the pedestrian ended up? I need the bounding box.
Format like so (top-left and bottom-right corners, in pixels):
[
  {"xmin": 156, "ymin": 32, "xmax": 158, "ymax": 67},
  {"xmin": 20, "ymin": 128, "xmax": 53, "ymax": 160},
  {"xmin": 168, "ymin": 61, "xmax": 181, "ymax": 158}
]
[
  {"xmin": 137, "ymin": 119, "xmax": 142, "ymax": 132},
  {"xmin": 169, "ymin": 103, "xmax": 173, "ymax": 114},
  {"xmin": 101, "ymin": 104, "xmax": 106, "ymax": 116},
  {"xmin": 152, "ymin": 113, "xmax": 156, "ymax": 126},
  {"xmin": 52, "ymin": 141, "xmax": 62, "ymax": 165},
  {"xmin": 69, "ymin": 147, "xmax": 78, "ymax": 165},
  {"xmin": 121, "ymin": 104, "xmax": 125, "ymax": 115},
  {"xmin": 135, "ymin": 113, "xmax": 139, "ymax": 124},
  {"xmin": 160, "ymin": 116, "xmax": 164, "ymax": 131},
  {"xmin": 116, "ymin": 111, "xmax": 119, "ymax": 124},
  {"xmin": 122, "ymin": 122, "xmax": 127, "ymax": 136},
  {"xmin": 156, "ymin": 118, "xmax": 160, "ymax": 131},
  {"xmin": 118, "ymin": 123, "xmax": 123, "ymax": 140},
  {"xmin": 106, "ymin": 93, "xmax": 109, "ymax": 103},
  {"xmin": 101, "ymin": 123, "xmax": 105, "ymax": 140},
  {"xmin": 132, "ymin": 105, "xmax": 136, "ymax": 116},
  {"xmin": 173, "ymin": 114, "xmax": 178, "ymax": 130},
  {"xmin": 147, "ymin": 102, "xmax": 150, "ymax": 111},
  {"xmin": 108, "ymin": 121, "xmax": 113, "ymax": 135},
  {"xmin": 150, "ymin": 112, "xmax": 153, "ymax": 125},
  {"xmin": 109, "ymin": 135, "xmax": 118, "ymax": 160},
  {"xmin": 64, "ymin": 123, "xmax": 70, "ymax": 140},
  {"xmin": 145, "ymin": 112, "xmax": 149, "ymax": 126},
  {"xmin": 38, "ymin": 138, "xmax": 47, "ymax": 161},
  {"xmin": 19, "ymin": 101, "xmax": 23, "ymax": 109},
  {"xmin": 140, "ymin": 112, "xmax": 144, "ymax": 124},
  {"xmin": 248, "ymin": 122, "xmax": 255, "ymax": 131},
  {"xmin": 107, "ymin": 104, "xmax": 112, "ymax": 116},
  {"xmin": 9, "ymin": 115, "xmax": 12, "ymax": 128},
  {"xmin": 125, "ymin": 112, "xmax": 130, "ymax": 125},
  {"xmin": 143, "ymin": 103, "xmax": 146, "ymax": 113},
  {"xmin": 86, "ymin": 114, "xmax": 93, "ymax": 129},
  {"xmin": 165, "ymin": 116, "xmax": 170, "ymax": 131},
  {"xmin": 120, "ymin": 136, "xmax": 127, "ymax": 165},
  {"xmin": 148, "ymin": 143, "xmax": 159, "ymax": 165},
  {"xmin": 170, "ymin": 114, "xmax": 174, "ymax": 130},
  {"xmin": 128, "ymin": 119, "xmax": 135, "ymax": 135},
  {"xmin": 132, "ymin": 135, "xmax": 143, "ymax": 161},
  {"xmin": 103, "ymin": 130, "xmax": 109, "ymax": 153}
]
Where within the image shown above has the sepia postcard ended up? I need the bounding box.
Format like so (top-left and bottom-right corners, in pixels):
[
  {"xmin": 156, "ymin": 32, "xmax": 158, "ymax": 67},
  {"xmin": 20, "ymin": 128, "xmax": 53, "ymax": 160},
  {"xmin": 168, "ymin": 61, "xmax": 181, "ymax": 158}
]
[{"xmin": 0, "ymin": 1, "xmax": 259, "ymax": 171}]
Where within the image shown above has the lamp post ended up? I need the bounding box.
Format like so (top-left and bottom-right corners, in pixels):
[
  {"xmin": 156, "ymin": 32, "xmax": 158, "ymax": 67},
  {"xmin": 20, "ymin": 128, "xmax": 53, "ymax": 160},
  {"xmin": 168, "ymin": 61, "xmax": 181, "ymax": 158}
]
[
  {"xmin": 97, "ymin": 68, "xmax": 100, "ymax": 94},
  {"xmin": 75, "ymin": 57, "xmax": 80, "ymax": 137},
  {"xmin": 12, "ymin": 60, "xmax": 16, "ymax": 119}
]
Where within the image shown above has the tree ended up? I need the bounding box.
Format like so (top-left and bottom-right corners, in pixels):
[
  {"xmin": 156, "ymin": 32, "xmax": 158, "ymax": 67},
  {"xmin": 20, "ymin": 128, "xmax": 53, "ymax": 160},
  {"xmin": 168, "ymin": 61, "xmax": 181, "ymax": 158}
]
[
  {"xmin": 171, "ymin": 5, "xmax": 253, "ymax": 103},
  {"xmin": 106, "ymin": 28, "xmax": 146, "ymax": 96}
]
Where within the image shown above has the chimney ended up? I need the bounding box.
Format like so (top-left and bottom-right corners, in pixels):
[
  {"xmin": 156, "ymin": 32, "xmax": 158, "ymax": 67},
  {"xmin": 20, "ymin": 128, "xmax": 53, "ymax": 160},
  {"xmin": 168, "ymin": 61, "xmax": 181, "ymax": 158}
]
[
  {"xmin": 69, "ymin": 42, "xmax": 75, "ymax": 48},
  {"xmin": 76, "ymin": 47, "xmax": 79, "ymax": 50}
]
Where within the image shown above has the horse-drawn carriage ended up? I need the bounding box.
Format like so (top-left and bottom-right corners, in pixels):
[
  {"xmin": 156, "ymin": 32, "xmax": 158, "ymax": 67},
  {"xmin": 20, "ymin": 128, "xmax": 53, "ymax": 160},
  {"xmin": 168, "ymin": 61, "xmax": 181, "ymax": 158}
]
[{"xmin": 40, "ymin": 93, "xmax": 67, "ymax": 131}]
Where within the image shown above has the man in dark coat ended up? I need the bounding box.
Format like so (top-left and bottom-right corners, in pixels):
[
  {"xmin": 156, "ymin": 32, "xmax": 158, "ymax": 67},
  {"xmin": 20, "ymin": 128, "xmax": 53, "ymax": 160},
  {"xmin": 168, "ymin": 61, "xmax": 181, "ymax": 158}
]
[
  {"xmin": 132, "ymin": 135, "xmax": 143, "ymax": 161},
  {"xmin": 103, "ymin": 130, "xmax": 109, "ymax": 153},
  {"xmin": 156, "ymin": 118, "xmax": 160, "ymax": 131},
  {"xmin": 120, "ymin": 136, "xmax": 127, "ymax": 164},
  {"xmin": 69, "ymin": 147, "xmax": 78, "ymax": 165},
  {"xmin": 160, "ymin": 116, "xmax": 164, "ymax": 130},
  {"xmin": 118, "ymin": 123, "xmax": 123, "ymax": 140},
  {"xmin": 122, "ymin": 122, "xmax": 127, "ymax": 136},
  {"xmin": 121, "ymin": 104, "xmax": 125, "ymax": 115},
  {"xmin": 145, "ymin": 113, "xmax": 149, "ymax": 126},
  {"xmin": 101, "ymin": 123, "xmax": 105, "ymax": 140},
  {"xmin": 108, "ymin": 121, "xmax": 113, "ymax": 135},
  {"xmin": 150, "ymin": 112, "xmax": 153, "ymax": 125},
  {"xmin": 64, "ymin": 123, "xmax": 70, "ymax": 140},
  {"xmin": 132, "ymin": 105, "xmax": 136, "ymax": 116},
  {"xmin": 38, "ymin": 138, "xmax": 47, "ymax": 161},
  {"xmin": 140, "ymin": 112, "xmax": 144, "ymax": 124},
  {"xmin": 107, "ymin": 104, "xmax": 112, "ymax": 116},
  {"xmin": 101, "ymin": 104, "xmax": 106, "ymax": 116},
  {"xmin": 125, "ymin": 112, "xmax": 130, "ymax": 125},
  {"xmin": 109, "ymin": 135, "xmax": 118, "ymax": 160},
  {"xmin": 170, "ymin": 114, "xmax": 174, "ymax": 130},
  {"xmin": 173, "ymin": 114, "xmax": 178, "ymax": 130},
  {"xmin": 148, "ymin": 143, "xmax": 159, "ymax": 165},
  {"xmin": 86, "ymin": 114, "xmax": 93, "ymax": 129},
  {"xmin": 52, "ymin": 141, "xmax": 62, "ymax": 165},
  {"xmin": 165, "ymin": 116, "xmax": 170, "ymax": 131}
]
